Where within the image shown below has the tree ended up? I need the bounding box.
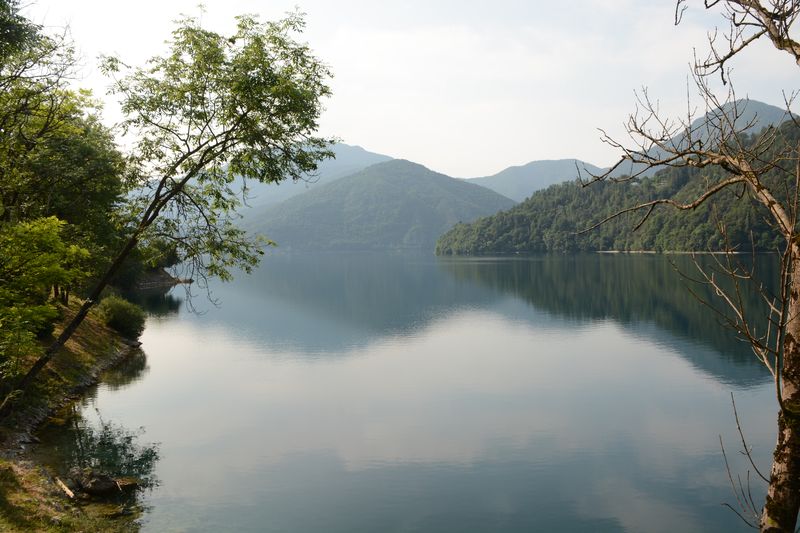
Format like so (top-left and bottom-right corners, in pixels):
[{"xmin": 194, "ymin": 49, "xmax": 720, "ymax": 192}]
[
  {"xmin": 8, "ymin": 12, "xmax": 333, "ymax": 399},
  {"xmin": 0, "ymin": 0, "xmax": 36, "ymax": 62},
  {"xmin": 591, "ymin": 2, "xmax": 800, "ymax": 530},
  {"xmin": 0, "ymin": 0, "xmax": 78, "ymax": 223},
  {"xmin": 0, "ymin": 217, "xmax": 88, "ymax": 395}
]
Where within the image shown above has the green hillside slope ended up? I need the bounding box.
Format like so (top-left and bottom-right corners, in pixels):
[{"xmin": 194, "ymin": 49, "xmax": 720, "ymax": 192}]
[
  {"xmin": 242, "ymin": 143, "xmax": 392, "ymax": 208},
  {"xmin": 436, "ymin": 122, "xmax": 797, "ymax": 255},
  {"xmin": 247, "ymin": 159, "xmax": 516, "ymax": 251},
  {"xmin": 609, "ymin": 99, "xmax": 793, "ymax": 178}
]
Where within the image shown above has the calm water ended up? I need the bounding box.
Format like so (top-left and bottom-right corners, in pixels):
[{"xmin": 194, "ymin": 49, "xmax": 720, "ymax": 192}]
[{"xmin": 37, "ymin": 253, "xmax": 780, "ymax": 532}]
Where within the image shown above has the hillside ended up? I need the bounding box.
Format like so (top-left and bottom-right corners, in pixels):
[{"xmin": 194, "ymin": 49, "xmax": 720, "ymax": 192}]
[
  {"xmin": 436, "ymin": 121, "xmax": 798, "ymax": 255},
  {"xmin": 467, "ymin": 159, "xmax": 605, "ymax": 202},
  {"xmin": 246, "ymin": 159, "xmax": 516, "ymax": 251},
  {"xmin": 241, "ymin": 143, "xmax": 393, "ymax": 208}
]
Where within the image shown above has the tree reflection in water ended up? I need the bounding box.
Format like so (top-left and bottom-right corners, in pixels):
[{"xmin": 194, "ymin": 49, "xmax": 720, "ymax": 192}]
[
  {"xmin": 101, "ymin": 349, "xmax": 149, "ymax": 392},
  {"xmin": 38, "ymin": 406, "xmax": 160, "ymax": 497},
  {"xmin": 66, "ymin": 410, "xmax": 160, "ymax": 491},
  {"xmin": 34, "ymin": 349, "xmax": 159, "ymax": 516}
]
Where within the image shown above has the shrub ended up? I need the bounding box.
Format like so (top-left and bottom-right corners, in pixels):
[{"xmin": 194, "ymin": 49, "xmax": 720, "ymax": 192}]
[{"xmin": 97, "ymin": 296, "xmax": 146, "ymax": 339}]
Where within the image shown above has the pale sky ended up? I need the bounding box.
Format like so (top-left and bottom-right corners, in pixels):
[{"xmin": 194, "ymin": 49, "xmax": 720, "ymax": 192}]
[{"xmin": 23, "ymin": 0, "xmax": 800, "ymax": 177}]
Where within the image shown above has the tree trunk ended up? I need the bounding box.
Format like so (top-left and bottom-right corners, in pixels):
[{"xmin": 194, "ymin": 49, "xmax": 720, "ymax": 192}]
[{"xmin": 762, "ymin": 252, "xmax": 800, "ymax": 531}]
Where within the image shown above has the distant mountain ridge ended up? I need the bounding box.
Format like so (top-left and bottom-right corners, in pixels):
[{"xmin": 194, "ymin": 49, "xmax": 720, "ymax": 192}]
[
  {"xmin": 245, "ymin": 159, "xmax": 516, "ymax": 251},
  {"xmin": 467, "ymin": 159, "xmax": 605, "ymax": 202},
  {"xmin": 243, "ymin": 100, "xmax": 793, "ymax": 254},
  {"xmin": 469, "ymin": 101, "xmax": 792, "ymax": 199},
  {"xmin": 436, "ymin": 113, "xmax": 800, "ymax": 256}
]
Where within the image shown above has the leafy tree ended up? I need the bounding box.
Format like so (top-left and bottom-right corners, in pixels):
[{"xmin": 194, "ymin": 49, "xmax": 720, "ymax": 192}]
[
  {"xmin": 9, "ymin": 12, "xmax": 333, "ymax": 397},
  {"xmin": 0, "ymin": 217, "xmax": 88, "ymax": 390},
  {"xmin": 0, "ymin": 0, "xmax": 36, "ymax": 61},
  {"xmin": 0, "ymin": 2, "xmax": 77, "ymax": 223},
  {"xmin": 0, "ymin": 2, "xmax": 128, "ymax": 310}
]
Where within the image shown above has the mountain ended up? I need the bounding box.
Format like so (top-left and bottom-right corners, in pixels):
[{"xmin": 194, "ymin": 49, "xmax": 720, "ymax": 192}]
[
  {"xmin": 242, "ymin": 143, "xmax": 393, "ymax": 208},
  {"xmin": 458, "ymin": 101, "xmax": 787, "ymax": 203},
  {"xmin": 467, "ymin": 159, "xmax": 605, "ymax": 202},
  {"xmin": 246, "ymin": 159, "xmax": 516, "ymax": 251},
  {"xmin": 610, "ymin": 99, "xmax": 793, "ymax": 178},
  {"xmin": 436, "ymin": 118, "xmax": 799, "ymax": 256}
]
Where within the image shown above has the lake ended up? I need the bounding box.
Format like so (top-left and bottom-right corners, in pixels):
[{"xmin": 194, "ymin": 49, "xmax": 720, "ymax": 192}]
[{"xmin": 35, "ymin": 252, "xmax": 779, "ymax": 532}]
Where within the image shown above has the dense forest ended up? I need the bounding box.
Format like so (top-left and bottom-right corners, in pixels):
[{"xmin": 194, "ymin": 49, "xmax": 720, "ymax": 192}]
[{"xmin": 436, "ymin": 122, "xmax": 798, "ymax": 255}]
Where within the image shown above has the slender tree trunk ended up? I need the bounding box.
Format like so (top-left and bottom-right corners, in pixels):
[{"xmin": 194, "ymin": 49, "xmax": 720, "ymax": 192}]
[{"xmin": 762, "ymin": 251, "xmax": 800, "ymax": 531}]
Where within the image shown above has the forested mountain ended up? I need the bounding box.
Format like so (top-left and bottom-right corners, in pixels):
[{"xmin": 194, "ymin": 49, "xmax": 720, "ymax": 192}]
[
  {"xmin": 245, "ymin": 159, "xmax": 515, "ymax": 250},
  {"xmin": 461, "ymin": 101, "xmax": 788, "ymax": 202},
  {"xmin": 436, "ymin": 122, "xmax": 798, "ymax": 255},
  {"xmin": 467, "ymin": 159, "xmax": 605, "ymax": 202},
  {"xmin": 241, "ymin": 143, "xmax": 392, "ymax": 208}
]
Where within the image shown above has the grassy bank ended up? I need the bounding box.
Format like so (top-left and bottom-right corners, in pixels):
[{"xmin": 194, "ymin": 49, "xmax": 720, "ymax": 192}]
[{"xmin": 0, "ymin": 299, "xmax": 142, "ymax": 531}]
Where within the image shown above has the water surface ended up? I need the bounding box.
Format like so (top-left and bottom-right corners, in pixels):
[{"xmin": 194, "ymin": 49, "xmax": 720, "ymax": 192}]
[{"xmin": 37, "ymin": 253, "xmax": 778, "ymax": 532}]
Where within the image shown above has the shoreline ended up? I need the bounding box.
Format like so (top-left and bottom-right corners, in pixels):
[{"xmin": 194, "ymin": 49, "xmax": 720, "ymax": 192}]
[
  {"xmin": 0, "ymin": 300, "xmax": 145, "ymax": 531},
  {"xmin": 595, "ymin": 250, "xmax": 751, "ymax": 255}
]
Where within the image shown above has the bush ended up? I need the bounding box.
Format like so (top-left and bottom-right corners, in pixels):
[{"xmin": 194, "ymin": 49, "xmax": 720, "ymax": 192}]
[{"xmin": 97, "ymin": 296, "xmax": 146, "ymax": 339}]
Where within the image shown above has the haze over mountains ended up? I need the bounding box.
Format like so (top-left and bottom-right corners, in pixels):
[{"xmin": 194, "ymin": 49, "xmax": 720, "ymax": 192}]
[
  {"xmin": 437, "ymin": 100, "xmax": 797, "ymax": 255},
  {"xmin": 241, "ymin": 99, "xmax": 792, "ymax": 253}
]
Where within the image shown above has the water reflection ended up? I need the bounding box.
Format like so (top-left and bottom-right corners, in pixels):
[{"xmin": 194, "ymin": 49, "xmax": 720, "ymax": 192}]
[
  {"xmin": 41, "ymin": 409, "xmax": 159, "ymax": 488},
  {"xmin": 178, "ymin": 252, "xmax": 770, "ymax": 387},
  {"xmin": 33, "ymin": 348, "xmax": 159, "ymax": 523},
  {"xmin": 124, "ymin": 287, "xmax": 183, "ymax": 317},
  {"xmin": 439, "ymin": 254, "xmax": 775, "ymax": 387},
  {"xmin": 176, "ymin": 252, "xmax": 506, "ymax": 353},
  {"xmin": 129, "ymin": 309, "xmax": 774, "ymax": 532},
  {"xmin": 101, "ymin": 349, "xmax": 150, "ymax": 392},
  {"xmin": 33, "ymin": 405, "xmax": 160, "ymax": 521}
]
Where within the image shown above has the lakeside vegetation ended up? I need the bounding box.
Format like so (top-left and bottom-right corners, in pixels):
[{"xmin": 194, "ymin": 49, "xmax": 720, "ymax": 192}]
[
  {"xmin": 0, "ymin": 298, "xmax": 146, "ymax": 531},
  {"xmin": 0, "ymin": 0, "xmax": 331, "ymax": 528}
]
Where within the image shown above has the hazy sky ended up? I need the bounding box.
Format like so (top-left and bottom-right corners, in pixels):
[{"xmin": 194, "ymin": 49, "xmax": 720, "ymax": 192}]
[{"xmin": 23, "ymin": 0, "xmax": 800, "ymax": 177}]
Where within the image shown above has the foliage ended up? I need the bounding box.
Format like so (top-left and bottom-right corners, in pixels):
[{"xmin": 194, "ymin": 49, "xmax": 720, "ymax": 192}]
[
  {"xmin": 102, "ymin": 11, "xmax": 334, "ymax": 284},
  {"xmin": 96, "ymin": 296, "xmax": 145, "ymax": 340},
  {"xmin": 0, "ymin": 0, "xmax": 129, "ymax": 363},
  {"xmin": 0, "ymin": 6, "xmax": 334, "ymax": 398},
  {"xmin": 0, "ymin": 217, "xmax": 88, "ymax": 380},
  {"xmin": 0, "ymin": 0, "xmax": 36, "ymax": 62}
]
